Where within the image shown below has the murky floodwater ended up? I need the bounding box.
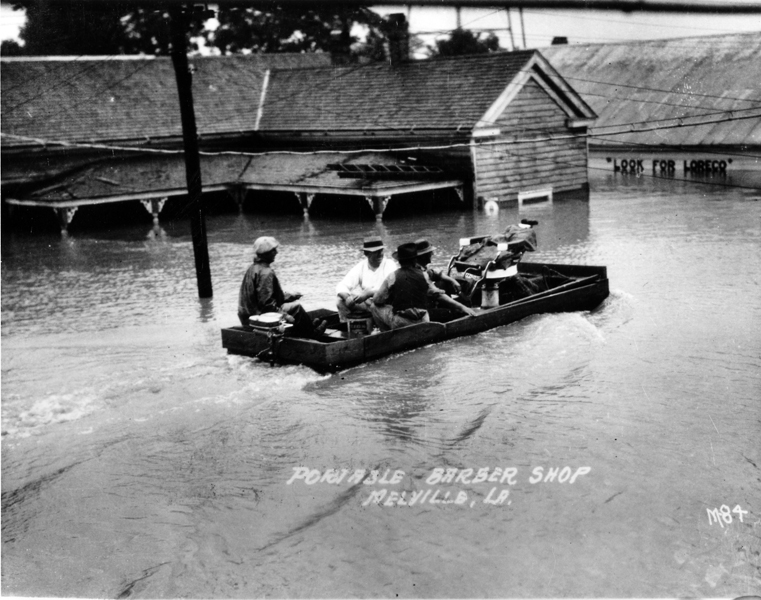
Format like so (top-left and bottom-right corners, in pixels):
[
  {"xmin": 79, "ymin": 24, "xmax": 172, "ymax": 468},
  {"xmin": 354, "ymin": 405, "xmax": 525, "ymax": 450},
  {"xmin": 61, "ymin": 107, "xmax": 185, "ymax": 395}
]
[{"xmin": 2, "ymin": 172, "xmax": 760, "ymax": 598}]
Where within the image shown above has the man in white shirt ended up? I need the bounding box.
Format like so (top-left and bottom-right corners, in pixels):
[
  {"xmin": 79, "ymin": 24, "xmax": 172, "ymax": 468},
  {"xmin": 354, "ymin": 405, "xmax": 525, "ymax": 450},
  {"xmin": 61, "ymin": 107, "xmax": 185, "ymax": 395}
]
[{"xmin": 336, "ymin": 236, "xmax": 398, "ymax": 322}]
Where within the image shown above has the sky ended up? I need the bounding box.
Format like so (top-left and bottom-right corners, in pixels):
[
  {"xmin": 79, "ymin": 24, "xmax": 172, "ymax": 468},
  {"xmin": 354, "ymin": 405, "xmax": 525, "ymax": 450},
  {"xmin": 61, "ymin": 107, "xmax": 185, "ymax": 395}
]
[
  {"xmin": 375, "ymin": 5, "xmax": 761, "ymax": 51},
  {"xmin": 1, "ymin": 2, "xmax": 759, "ymax": 50}
]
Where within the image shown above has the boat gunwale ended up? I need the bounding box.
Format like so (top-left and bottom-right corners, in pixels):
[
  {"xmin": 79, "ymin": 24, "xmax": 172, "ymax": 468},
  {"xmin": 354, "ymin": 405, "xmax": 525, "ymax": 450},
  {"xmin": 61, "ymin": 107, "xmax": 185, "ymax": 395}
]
[{"xmin": 221, "ymin": 262, "xmax": 609, "ymax": 370}]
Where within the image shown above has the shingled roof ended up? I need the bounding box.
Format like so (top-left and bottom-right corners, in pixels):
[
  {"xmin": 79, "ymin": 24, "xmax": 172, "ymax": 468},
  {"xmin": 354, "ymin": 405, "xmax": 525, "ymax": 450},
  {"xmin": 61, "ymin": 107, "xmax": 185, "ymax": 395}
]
[
  {"xmin": 543, "ymin": 33, "xmax": 761, "ymax": 148},
  {"xmin": 1, "ymin": 53, "xmax": 331, "ymax": 150},
  {"xmin": 2, "ymin": 49, "xmax": 596, "ymax": 152},
  {"xmin": 257, "ymin": 50, "xmax": 588, "ymax": 133}
]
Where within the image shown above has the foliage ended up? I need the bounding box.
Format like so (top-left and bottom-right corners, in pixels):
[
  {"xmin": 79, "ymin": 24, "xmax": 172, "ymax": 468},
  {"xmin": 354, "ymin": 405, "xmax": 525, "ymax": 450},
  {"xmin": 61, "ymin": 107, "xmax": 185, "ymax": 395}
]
[
  {"xmin": 206, "ymin": 4, "xmax": 380, "ymax": 57},
  {"xmin": 1, "ymin": 39, "xmax": 24, "ymax": 56},
  {"xmin": 430, "ymin": 28, "xmax": 502, "ymax": 57},
  {"xmin": 2, "ymin": 1, "xmax": 387, "ymax": 59},
  {"xmin": 6, "ymin": 1, "xmax": 210, "ymax": 56}
]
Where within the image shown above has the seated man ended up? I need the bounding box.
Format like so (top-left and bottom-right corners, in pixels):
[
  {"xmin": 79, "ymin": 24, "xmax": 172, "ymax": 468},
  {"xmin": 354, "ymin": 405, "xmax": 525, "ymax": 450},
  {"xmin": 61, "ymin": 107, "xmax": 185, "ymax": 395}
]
[
  {"xmin": 336, "ymin": 236, "xmax": 398, "ymax": 322},
  {"xmin": 414, "ymin": 238, "xmax": 462, "ymax": 297},
  {"xmin": 336, "ymin": 237, "xmax": 399, "ymax": 322},
  {"xmin": 238, "ymin": 236, "xmax": 326, "ymax": 338},
  {"xmin": 371, "ymin": 242, "xmax": 475, "ymax": 331}
]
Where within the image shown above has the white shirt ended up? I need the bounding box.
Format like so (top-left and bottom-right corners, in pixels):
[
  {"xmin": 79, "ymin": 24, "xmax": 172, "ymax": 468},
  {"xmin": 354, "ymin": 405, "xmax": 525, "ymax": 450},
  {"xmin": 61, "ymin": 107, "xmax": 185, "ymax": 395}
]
[{"xmin": 336, "ymin": 256, "xmax": 398, "ymax": 297}]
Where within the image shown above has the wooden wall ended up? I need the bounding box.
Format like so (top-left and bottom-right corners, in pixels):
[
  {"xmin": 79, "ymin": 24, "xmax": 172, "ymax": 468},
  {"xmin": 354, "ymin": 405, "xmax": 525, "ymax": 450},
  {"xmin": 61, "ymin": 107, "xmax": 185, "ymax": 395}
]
[{"xmin": 472, "ymin": 78, "xmax": 589, "ymax": 202}]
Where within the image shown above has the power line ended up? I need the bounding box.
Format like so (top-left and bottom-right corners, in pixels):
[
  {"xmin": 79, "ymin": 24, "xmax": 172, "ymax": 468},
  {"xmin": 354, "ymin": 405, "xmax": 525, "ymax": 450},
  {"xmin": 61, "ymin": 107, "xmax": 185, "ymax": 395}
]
[
  {"xmin": 521, "ymin": 7, "xmax": 761, "ymax": 34},
  {"xmin": 196, "ymin": 59, "xmax": 759, "ymax": 136},
  {"xmin": 1, "ymin": 54, "xmax": 95, "ymax": 95},
  {"xmin": 4, "ymin": 104, "xmax": 757, "ymax": 156},
  {"xmin": 5, "ymin": 59, "xmax": 157, "ymax": 132},
  {"xmin": 476, "ymin": 134, "xmax": 761, "ymax": 192},
  {"xmin": 3, "ymin": 53, "xmax": 134, "ymax": 115},
  {"xmin": 590, "ymin": 136, "xmax": 761, "ymax": 160},
  {"xmin": 558, "ymin": 73, "xmax": 761, "ymax": 106}
]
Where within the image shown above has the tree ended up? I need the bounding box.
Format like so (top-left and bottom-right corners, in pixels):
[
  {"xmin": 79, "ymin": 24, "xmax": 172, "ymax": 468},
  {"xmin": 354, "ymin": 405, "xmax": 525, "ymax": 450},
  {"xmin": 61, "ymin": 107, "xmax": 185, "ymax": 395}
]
[
  {"xmin": 206, "ymin": 5, "xmax": 377, "ymax": 56},
  {"xmin": 1, "ymin": 39, "xmax": 25, "ymax": 56},
  {"xmin": 2, "ymin": 2, "xmax": 393, "ymax": 59},
  {"xmin": 6, "ymin": 0, "xmax": 205, "ymax": 56},
  {"xmin": 430, "ymin": 29, "xmax": 502, "ymax": 57}
]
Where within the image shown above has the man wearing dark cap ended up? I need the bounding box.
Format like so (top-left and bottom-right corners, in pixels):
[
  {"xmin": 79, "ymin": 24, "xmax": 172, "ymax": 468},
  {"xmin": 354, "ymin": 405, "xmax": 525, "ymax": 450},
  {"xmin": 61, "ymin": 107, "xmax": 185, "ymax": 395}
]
[
  {"xmin": 238, "ymin": 236, "xmax": 326, "ymax": 338},
  {"xmin": 371, "ymin": 243, "xmax": 475, "ymax": 331},
  {"xmin": 335, "ymin": 236, "xmax": 398, "ymax": 322}
]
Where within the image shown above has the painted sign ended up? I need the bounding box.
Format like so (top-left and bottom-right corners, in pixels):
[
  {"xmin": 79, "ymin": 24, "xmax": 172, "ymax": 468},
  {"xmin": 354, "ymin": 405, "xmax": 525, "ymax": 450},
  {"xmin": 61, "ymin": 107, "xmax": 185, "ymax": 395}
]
[{"xmin": 607, "ymin": 157, "xmax": 732, "ymax": 173}]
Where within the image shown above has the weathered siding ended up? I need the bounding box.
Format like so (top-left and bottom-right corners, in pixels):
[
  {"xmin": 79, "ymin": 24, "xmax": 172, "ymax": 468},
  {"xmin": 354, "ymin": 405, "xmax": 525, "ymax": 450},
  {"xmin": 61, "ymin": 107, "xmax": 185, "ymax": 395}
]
[{"xmin": 473, "ymin": 78, "xmax": 588, "ymax": 201}]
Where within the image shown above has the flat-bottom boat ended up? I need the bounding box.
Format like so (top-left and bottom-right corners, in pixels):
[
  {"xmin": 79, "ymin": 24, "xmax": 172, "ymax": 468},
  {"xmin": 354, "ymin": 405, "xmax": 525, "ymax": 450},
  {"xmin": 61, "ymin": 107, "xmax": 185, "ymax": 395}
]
[{"xmin": 221, "ymin": 261, "xmax": 609, "ymax": 372}]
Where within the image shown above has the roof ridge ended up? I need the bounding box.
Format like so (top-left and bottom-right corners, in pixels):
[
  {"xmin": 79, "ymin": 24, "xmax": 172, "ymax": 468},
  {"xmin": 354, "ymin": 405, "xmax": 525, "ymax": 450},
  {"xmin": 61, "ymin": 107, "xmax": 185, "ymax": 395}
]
[
  {"xmin": 266, "ymin": 50, "xmax": 536, "ymax": 76},
  {"xmin": 541, "ymin": 30, "xmax": 761, "ymax": 51},
  {"xmin": 0, "ymin": 55, "xmax": 160, "ymax": 62}
]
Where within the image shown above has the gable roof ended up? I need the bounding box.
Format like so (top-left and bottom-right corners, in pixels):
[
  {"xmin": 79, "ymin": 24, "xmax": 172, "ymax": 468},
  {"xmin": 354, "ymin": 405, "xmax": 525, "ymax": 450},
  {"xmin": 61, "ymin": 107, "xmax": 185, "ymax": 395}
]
[
  {"xmin": 1, "ymin": 49, "xmax": 593, "ymax": 152},
  {"xmin": 543, "ymin": 32, "xmax": 761, "ymax": 147},
  {"xmin": 1, "ymin": 53, "xmax": 331, "ymax": 150},
  {"xmin": 257, "ymin": 50, "xmax": 594, "ymax": 133}
]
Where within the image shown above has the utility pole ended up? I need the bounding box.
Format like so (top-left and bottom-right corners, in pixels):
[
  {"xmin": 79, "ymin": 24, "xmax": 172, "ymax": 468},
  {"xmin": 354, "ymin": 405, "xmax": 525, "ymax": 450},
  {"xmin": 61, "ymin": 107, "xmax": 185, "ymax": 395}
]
[
  {"xmin": 505, "ymin": 8, "xmax": 515, "ymax": 51},
  {"xmin": 169, "ymin": 4, "xmax": 213, "ymax": 299},
  {"xmin": 519, "ymin": 7, "xmax": 527, "ymax": 48}
]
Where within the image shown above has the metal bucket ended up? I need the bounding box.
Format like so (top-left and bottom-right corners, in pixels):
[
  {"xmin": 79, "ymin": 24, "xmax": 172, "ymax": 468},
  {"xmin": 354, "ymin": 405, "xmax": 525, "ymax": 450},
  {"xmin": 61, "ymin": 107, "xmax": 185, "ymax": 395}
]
[{"xmin": 481, "ymin": 282, "xmax": 500, "ymax": 308}]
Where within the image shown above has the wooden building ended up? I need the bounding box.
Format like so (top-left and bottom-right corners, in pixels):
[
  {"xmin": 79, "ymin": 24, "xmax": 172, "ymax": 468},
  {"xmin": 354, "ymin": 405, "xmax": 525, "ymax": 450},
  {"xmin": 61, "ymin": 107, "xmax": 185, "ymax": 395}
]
[
  {"xmin": 1, "ymin": 45, "xmax": 596, "ymax": 230},
  {"xmin": 544, "ymin": 33, "xmax": 761, "ymax": 179}
]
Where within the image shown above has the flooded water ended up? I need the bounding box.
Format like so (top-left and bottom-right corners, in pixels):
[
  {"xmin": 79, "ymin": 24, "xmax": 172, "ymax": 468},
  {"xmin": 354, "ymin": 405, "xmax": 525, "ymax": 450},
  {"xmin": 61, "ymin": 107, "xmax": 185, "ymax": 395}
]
[{"xmin": 2, "ymin": 172, "xmax": 760, "ymax": 598}]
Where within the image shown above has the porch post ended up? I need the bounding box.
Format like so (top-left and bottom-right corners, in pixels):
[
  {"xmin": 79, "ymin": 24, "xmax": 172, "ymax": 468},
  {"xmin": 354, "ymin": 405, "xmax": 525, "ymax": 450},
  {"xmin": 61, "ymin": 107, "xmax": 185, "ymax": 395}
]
[
  {"xmin": 228, "ymin": 185, "xmax": 247, "ymax": 213},
  {"xmin": 295, "ymin": 192, "xmax": 315, "ymax": 216},
  {"xmin": 140, "ymin": 197, "xmax": 167, "ymax": 224},
  {"xmin": 365, "ymin": 195, "xmax": 390, "ymax": 220},
  {"xmin": 54, "ymin": 207, "xmax": 78, "ymax": 234}
]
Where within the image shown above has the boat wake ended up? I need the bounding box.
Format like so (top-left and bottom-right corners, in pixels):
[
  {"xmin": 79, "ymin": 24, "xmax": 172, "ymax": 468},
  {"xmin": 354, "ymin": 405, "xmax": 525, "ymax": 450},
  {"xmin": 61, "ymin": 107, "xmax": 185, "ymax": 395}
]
[{"xmin": 586, "ymin": 288, "xmax": 636, "ymax": 332}]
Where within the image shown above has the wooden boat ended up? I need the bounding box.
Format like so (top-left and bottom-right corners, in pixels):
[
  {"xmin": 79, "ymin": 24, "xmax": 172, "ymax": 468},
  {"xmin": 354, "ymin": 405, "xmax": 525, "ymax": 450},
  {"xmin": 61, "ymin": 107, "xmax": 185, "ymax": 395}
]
[{"xmin": 221, "ymin": 261, "xmax": 609, "ymax": 372}]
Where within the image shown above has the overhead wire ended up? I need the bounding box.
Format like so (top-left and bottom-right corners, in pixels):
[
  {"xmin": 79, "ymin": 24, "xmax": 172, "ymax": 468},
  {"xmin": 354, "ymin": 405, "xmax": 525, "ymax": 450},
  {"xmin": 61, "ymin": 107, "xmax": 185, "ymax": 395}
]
[
  {"xmin": 474, "ymin": 131, "xmax": 761, "ymax": 192},
  {"xmin": 4, "ymin": 50, "xmax": 759, "ymax": 151},
  {"xmin": 558, "ymin": 73, "xmax": 761, "ymax": 106},
  {"xmin": 4, "ymin": 105, "xmax": 758, "ymax": 157},
  {"xmin": 3, "ymin": 25, "xmax": 759, "ymax": 195},
  {"xmin": 1, "ymin": 53, "xmax": 95, "ymax": 95},
  {"xmin": 520, "ymin": 7, "xmax": 760, "ymax": 35},
  {"xmin": 5, "ymin": 59, "xmax": 157, "ymax": 132},
  {"xmin": 4, "ymin": 101, "xmax": 758, "ymax": 197},
  {"xmin": 2, "ymin": 53, "xmax": 139, "ymax": 115},
  {"xmin": 194, "ymin": 56, "xmax": 760, "ymax": 136}
]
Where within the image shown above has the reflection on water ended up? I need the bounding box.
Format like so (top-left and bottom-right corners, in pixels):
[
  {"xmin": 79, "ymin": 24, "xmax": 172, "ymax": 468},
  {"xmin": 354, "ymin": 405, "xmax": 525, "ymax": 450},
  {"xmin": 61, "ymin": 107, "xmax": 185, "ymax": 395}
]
[{"xmin": 2, "ymin": 173, "xmax": 760, "ymax": 598}]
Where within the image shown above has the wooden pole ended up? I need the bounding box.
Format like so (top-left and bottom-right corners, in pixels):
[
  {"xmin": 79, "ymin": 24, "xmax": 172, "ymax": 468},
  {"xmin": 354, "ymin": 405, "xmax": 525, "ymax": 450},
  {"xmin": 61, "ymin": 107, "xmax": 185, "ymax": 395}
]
[
  {"xmin": 505, "ymin": 8, "xmax": 515, "ymax": 51},
  {"xmin": 169, "ymin": 4, "xmax": 213, "ymax": 299}
]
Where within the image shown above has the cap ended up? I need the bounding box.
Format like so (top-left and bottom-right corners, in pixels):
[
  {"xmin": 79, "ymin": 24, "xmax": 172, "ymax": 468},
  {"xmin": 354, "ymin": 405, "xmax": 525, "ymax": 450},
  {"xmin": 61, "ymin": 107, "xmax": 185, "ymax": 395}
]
[
  {"xmin": 363, "ymin": 236, "xmax": 385, "ymax": 252},
  {"xmin": 253, "ymin": 236, "xmax": 279, "ymax": 255}
]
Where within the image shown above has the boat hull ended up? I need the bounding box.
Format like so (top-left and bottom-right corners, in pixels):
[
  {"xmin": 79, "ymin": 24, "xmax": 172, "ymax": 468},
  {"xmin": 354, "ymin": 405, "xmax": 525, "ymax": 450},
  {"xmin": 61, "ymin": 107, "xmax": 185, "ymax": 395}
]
[{"xmin": 221, "ymin": 263, "xmax": 609, "ymax": 371}]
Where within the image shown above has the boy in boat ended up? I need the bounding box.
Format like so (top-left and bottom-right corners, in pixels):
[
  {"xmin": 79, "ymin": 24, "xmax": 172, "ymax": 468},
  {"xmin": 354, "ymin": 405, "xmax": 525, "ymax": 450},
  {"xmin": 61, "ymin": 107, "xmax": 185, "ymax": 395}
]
[
  {"xmin": 238, "ymin": 236, "xmax": 327, "ymax": 338},
  {"xmin": 335, "ymin": 236, "xmax": 398, "ymax": 323},
  {"xmin": 371, "ymin": 243, "xmax": 475, "ymax": 331}
]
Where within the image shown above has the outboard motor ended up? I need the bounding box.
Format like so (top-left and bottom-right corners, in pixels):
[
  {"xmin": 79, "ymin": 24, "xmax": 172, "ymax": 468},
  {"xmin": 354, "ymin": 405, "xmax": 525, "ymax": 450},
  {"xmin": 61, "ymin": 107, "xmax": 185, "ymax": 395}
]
[{"xmin": 447, "ymin": 220, "xmax": 538, "ymax": 307}]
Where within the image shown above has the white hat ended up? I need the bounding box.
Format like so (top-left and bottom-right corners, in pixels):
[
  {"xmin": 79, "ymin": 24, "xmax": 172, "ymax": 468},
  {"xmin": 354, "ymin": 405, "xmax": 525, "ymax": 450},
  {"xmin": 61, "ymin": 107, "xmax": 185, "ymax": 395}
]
[{"xmin": 253, "ymin": 236, "xmax": 279, "ymax": 255}]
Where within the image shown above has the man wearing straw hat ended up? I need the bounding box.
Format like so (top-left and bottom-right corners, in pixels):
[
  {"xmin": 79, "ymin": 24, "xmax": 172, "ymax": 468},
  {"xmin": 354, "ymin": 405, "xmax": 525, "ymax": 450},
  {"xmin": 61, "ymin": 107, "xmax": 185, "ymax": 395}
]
[{"xmin": 335, "ymin": 236, "xmax": 398, "ymax": 323}]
